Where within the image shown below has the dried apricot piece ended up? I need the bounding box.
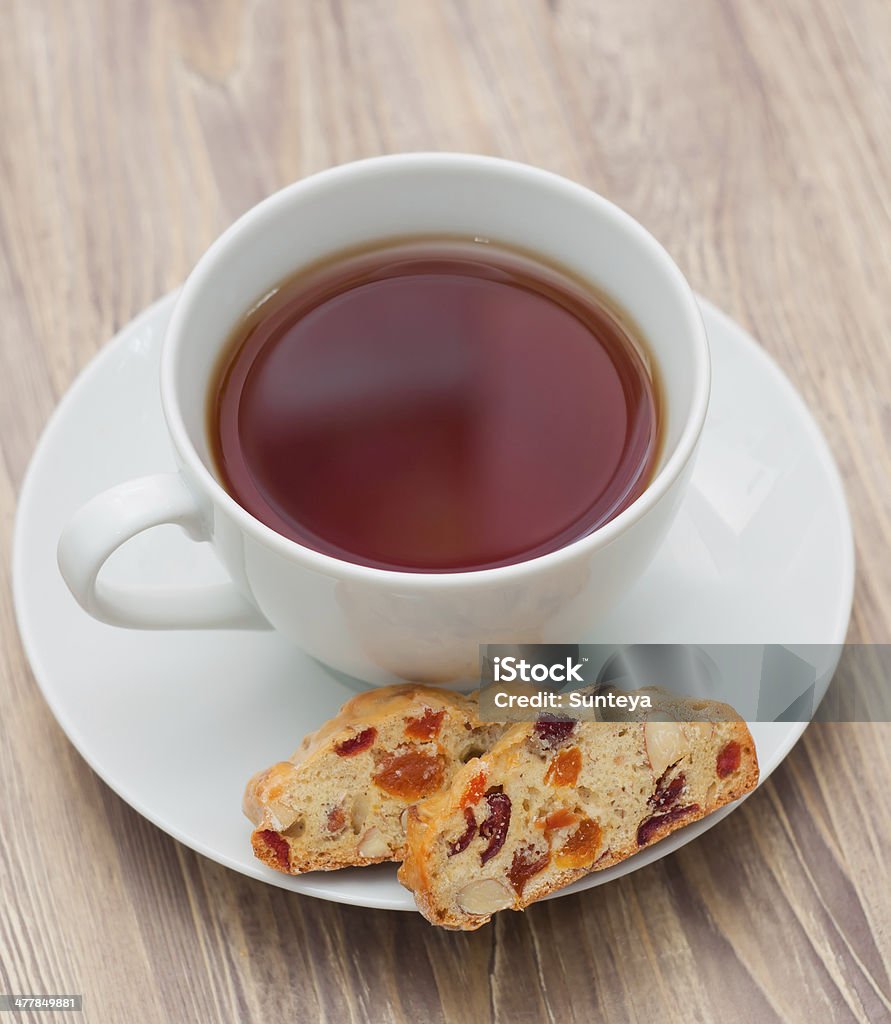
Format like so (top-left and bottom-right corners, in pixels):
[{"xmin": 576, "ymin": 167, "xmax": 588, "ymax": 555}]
[
  {"xmin": 544, "ymin": 747, "xmax": 582, "ymax": 787},
  {"xmin": 372, "ymin": 749, "xmax": 444, "ymax": 800},
  {"xmin": 555, "ymin": 816, "xmax": 602, "ymax": 869},
  {"xmin": 460, "ymin": 770, "xmax": 487, "ymax": 808},
  {"xmin": 405, "ymin": 707, "xmax": 446, "ymax": 741},
  {"xmin": 508, "ymin": 846, "xmax": 550, "ymax": 894},
  {"xmin": 537, "ymin": 808, "xmax": 580, "ymax": 832}
]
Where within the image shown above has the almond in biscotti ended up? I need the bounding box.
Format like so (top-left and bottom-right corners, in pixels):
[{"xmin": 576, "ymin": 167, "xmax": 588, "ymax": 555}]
[
  {"xmin": 398, "ymin": 688, "xmax": 759, "ymax": 930},
  {"xmin": 244, "ymin": 684, "xmax": 505, "ymax": 874}
]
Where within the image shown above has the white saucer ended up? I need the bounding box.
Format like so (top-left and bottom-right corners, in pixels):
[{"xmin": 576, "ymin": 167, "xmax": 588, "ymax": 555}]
[{"xmin": 12, "ymin": 293, "xmax": 854, "ymax": 911}]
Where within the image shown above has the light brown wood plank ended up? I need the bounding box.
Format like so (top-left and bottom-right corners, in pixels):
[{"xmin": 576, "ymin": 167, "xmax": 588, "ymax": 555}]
[{"xmin": 1, "ymin": 1, "xmax": 889, "ymax": 1021}]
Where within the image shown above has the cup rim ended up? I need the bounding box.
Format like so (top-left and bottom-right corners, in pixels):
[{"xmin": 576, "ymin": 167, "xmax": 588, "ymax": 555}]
[{"xmin": 160, "ymin": 152, "xmax": 710, "ymax": 588}]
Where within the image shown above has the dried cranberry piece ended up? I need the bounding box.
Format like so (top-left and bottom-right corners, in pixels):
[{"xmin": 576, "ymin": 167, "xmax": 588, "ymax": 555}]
[
  {"xmin": 507, "ymin": 845, "xmax": 550, "ymax": 894},
  {"xmin": 636, "ymin": 803, "xmax": 700, "ymax": 846},
  {"xmin": 257, "ymin": 829, "xmax": 290, "ymax": 872},
  {"xmin": 479, "ymin": 788, "xmax": 512, "ymax": 864},
  {"xmin": 649, "ymin": 770, "xmax": 686, "ymax": 812},
  {"xmin": 533, "ymin": 716, "xmax": 577, "ymax": 750},
  {"xmin": 334, "ymin": 727, "xmax": 377, "ymax": 757},
  {"xmin": 447, "ymin": 807, "xmax": 477, "ymax": 856},
  {"xmin": 716, "ymin": 741, "xmax": 742, "ymax": 778}
]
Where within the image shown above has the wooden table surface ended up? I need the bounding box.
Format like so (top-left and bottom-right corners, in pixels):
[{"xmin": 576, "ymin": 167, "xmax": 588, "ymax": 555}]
[{"xmin": 2, "ymin": 2, "xmax": 890, "ymax": 1022}]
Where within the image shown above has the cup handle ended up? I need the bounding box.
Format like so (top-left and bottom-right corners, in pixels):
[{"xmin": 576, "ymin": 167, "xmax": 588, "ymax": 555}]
[{"xmin": 57, "ymin": 473, "xmax": 270, "ymax": 630}]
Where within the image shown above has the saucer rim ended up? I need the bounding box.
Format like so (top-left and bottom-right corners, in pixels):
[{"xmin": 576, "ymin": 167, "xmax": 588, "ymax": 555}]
[{"xmin": 11, "ymin": 290, "xmax": 855, "ymax": 911}]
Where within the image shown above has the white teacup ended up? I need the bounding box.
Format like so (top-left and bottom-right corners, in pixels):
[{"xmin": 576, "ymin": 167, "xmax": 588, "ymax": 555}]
[{"xmin": 57, "ymin": 154, "xmax": 709, "ymax": 686}]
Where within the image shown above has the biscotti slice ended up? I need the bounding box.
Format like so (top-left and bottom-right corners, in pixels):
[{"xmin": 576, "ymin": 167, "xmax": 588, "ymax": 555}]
[
  {"xmin": 244, "ymin": 684, "xmax": 504, "ymax": 874},
  {"xmin": 398, "ymin": 690, "xmax": 758, "ymax": 929}
]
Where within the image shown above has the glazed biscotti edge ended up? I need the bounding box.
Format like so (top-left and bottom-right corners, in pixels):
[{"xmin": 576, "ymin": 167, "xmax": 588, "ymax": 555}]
[
  {"xmin": 398, "ymin": 708, "xmax": 758, "ymax": 929},
  {"xmin": 245, "ymin": 684, "xmax": 503, "ymax": 874}
]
